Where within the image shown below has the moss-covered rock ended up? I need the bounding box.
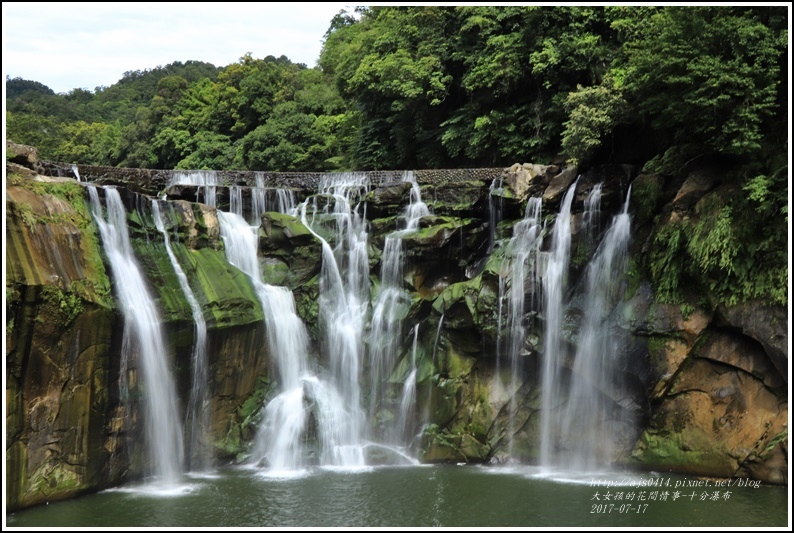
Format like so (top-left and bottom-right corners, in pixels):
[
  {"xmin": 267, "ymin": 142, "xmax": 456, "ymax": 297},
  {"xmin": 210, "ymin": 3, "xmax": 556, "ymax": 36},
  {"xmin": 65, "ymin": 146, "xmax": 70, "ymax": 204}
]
[
  {"xmin": 215, "ymin": 376, "xmax": 274, "ymax": 461},
  {"xmin": 630, "ymin": 332, "xmax": 787, "ymax": 484},
  {"xmin": 423, "ymin": 180, "xmax": 489, "ymax": 218},
  {"xmin": 364, "ymin": 181, "xmax": 412, "ymax": 218},
  {"xmin": 5, "ymin": 174, "xmax": 121, "ymax": 511},
  {"xmin": 259, "ymin": 211, "xmax": 322, "ymax": 289},
  {"xmin": 6, "ymin": 154, "xmax": 788, "ymax": 506}
]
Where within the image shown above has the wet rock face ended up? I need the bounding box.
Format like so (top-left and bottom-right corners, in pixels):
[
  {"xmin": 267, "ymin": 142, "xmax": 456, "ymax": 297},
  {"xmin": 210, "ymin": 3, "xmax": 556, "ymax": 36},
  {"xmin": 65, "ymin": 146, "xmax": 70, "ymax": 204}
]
[
  {"xmin": 6, "ymin": 173, "xmax": 121, "ymax": 510},
  {"xmin": 623, "ymin": 295, "xmax": 787, "ymax": 484},
  {"xmin": 715, "ymin": 301, "xmax": 788, "ymax": 381},
  {"xmin": 631, "ymin": 330, "xmax": 787, "ymax": 482},
  {"xmin": 6, "ymin": 148, "xmax": 788, "ymax": 510}
]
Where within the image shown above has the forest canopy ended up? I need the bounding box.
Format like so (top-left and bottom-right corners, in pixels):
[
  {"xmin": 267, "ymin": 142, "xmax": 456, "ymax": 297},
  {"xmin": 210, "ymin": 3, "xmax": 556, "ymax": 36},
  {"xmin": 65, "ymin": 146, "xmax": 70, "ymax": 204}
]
[
  {"xmin": 6, "ymin": 6, "xmax": 787, "ymax": 176},
  {"xmin": 5, "ymin": 6, "xmax": 789, "ymax": 309}
]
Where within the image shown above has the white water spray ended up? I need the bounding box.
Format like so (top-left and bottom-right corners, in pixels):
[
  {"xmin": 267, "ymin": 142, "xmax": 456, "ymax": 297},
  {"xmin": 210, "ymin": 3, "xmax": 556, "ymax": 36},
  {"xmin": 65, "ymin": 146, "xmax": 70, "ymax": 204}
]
[
  {"xmin": 217, "ymin": 210, "xmax": 314, "ymax": 472},
  {"xmin": 299, "ymin": 173, "xmax": 371, "ymax": 467},
  {"xmin": 538, "ymin": 180, "xmax": 578, "ymax": 468},
  {"xmin": 395, "ymin": 324, "xmax": 420, "ymax": 444},
  {"xmin": 171, "ymin": 171, "xmax": 220, "ymax": 207},
  {"xmin": 501, "ymin": 197, "xmax": 543, "ymax": 457},
  {"xmin": 88, "ymin": 186, "xmax": 184, "ymax": 483},
  {"xmin": 151, "ymin": 200, "xmax": 210, "ymax": 471},
  {"xmin": 367, "ymin": 171, "xmax": 429, "ymax": 439},
  {"xmin": 558, "ymin": 186, "xmax": 632, "ymax": 470}
]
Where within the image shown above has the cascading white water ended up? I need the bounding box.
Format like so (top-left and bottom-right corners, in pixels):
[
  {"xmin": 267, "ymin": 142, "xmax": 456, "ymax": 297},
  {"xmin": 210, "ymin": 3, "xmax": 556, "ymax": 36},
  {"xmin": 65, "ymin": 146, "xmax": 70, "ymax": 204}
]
[
  {"xmin": 299, "ymin": 173, "xmax": 371, "ymax": 467},
  {"xmin": 395, "ymin": 324, "xmax": 420, "ymax": 444},
  {"xmin": 367, "ymin": 235, "xmax": 408, "ymax": 425},
  {"xmin": 367, "ymin": 171, "xmax": 429, "ymax": 442},
  {"xmin": 171, "ymin": 171, "xmax": 219, "ymax": 207},
  {"xmin": 216, "ymin": 210, "xmax": 314, "ymax": 472},
  {"xmin": 273, "ymin": 188, "xmax": 297, "ymax": 215},
  {"xmin": 251, "ymin": 173, "xmax": 267, "ymax": 224},
  {"xmin": 488, "ymin": 177, "xmax": 504, "ymax": 254},
  {"xmin": 432, "ymin": 314, "xmax": 445, "ymax": 364},
  {"xmin": 229, "ymin": 185, "xmax": 243, "ymax": 217},
  {"xmin": 71, "ymin": 164, "xmax": 81, "ymax": 182},
  {"xmin": 538, "ymin": 179, "xmax": 578, "ymax": 468},
  {"xmin": 250, "ymin": 175, "xmax": 297, "ymax": 223},
  {"xmin": 501, "ymin": 197, "xmax": 544, "ymax": 458},
  {"xmin": 558, "ymin": 187, "xmax": 633, "ymax": 471},
  {"xmin": 151, "ymin": 200, "xmax": 210, "ymax": 472},
  {"xmin": 583, "ymin": 183, "xmax": 602, "ymax": 246},
  {"xmin": 88, "ymin": 186, "xmax": 184, "ymax": 483}
]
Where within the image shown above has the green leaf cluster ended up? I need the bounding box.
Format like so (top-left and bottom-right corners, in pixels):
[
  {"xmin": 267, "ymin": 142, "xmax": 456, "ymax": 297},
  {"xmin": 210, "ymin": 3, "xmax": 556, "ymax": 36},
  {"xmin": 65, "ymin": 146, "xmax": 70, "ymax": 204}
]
[
  {"xmin": 649, "ymin": 187, "xmax": 787, "ymax": 308},
  {"xmin": 7, "ymin": 6, "xmax": 785, "ymax": 178}
]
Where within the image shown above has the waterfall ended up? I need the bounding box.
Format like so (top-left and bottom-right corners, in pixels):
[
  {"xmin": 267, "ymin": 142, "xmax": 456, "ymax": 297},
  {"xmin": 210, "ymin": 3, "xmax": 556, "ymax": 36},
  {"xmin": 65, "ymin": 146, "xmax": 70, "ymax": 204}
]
[
  {"xmin": 251, "ymin": 173, "xmax": 267, "ymax": 224},
  {"xmin": 502, "ymin": 197, "xmax": 544, "ymax": 458},
  {"xmin": 171, "ymin": 171, "xmax": 219, "ymax": 207},
  {"xmin": 432, "ymin": 314, "xmax": 444, "ymax": 364},
  {"xmin": 558, "ymin": 187, "xmax": 633, "ymax": 470},
  {"xmin": 71, "ymin": 164, "xmax": 81, "ymax": 182},
  {"xmin": 299, "ymin": 172, "xmax": 370, "ymax": 467},
  {"xmin": 250, "ymin": 177, "xmax": 296, "ymax": 223},
  {"xmin": 367, "ymin": 171, "xmax": 429, "ymax": 443},
  {"xmin": 583, "ymin": 183, "xmax": 603, "ymax": 246},
  {"xmin": 87, "ymin": 186, "xmax": 184, "ymax": 483},
  {"xmin": 229, "ymin": 185, "xmax": 243, "ymax": 217},
  {"xmin": 395, "ymin": 325, "xmax": 420, "ymax": 444},
  {"xmin": 487, "ymin": 177, "xmax": 504, "ymax": 253},
  {"xmin": 151, "ymin": 200, "xmax": 210, "ymax": 472},
  {"xmin": 273, "ymin": 188, "xmax": 297, "ymax": 215},
  {"xmin": 217, "ymin": 210, "xmax": 315, "ymax": 472},
  {"xmin": 538, "ymin": 179, "xmax": 578, "ymax": 468}
]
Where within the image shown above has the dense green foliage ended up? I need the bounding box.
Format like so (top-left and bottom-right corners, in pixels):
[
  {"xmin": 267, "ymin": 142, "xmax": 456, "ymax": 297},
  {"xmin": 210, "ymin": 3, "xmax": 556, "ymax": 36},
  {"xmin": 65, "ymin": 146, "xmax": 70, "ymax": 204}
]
[
  {"xmin": 7, "ymin": 7, "xmax": 786, "ymax": 172},
  {"xmin": 5, "ymin": 6, "xmax": 788, "ymax": 306}
]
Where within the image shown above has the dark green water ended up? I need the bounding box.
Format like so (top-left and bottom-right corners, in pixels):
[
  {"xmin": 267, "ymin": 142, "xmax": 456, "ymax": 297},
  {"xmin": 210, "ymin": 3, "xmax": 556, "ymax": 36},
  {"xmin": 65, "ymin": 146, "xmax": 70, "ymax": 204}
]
[{"xmin": 6, "ymin": 465, "xmax": 789, "ymax": 528}]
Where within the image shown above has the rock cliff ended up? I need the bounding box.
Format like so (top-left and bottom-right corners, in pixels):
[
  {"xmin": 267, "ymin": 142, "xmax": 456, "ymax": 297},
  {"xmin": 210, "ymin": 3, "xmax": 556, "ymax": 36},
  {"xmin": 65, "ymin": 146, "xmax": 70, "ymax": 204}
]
[{"xmin": 5, "ymin": 142, "xmax": 787, "ymax": 511}]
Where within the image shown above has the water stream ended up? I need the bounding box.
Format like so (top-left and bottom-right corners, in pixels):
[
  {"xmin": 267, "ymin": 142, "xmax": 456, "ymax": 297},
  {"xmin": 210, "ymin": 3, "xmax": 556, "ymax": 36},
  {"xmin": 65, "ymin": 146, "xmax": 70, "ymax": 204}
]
[
  {"xmin": 217, "ymin": 210, "xmax": 316, "ymax": 473},
  {"xmin": 368, "ymin": 171, "xmax": 430, "ymax": 445},
  {"xmin": 538, "ymin": 179, "xmax": 578, "ymax": 469},
  {"xmin": 87, "ymin": 186, "xmax": 184, "ymax": 483},
  {"xmin": 151, "ymin": 200, "xmax": 210, "ymax": 472},
  {"xmin": 298, "ymin": 173, "xmax": 371, "ymax": 467}
]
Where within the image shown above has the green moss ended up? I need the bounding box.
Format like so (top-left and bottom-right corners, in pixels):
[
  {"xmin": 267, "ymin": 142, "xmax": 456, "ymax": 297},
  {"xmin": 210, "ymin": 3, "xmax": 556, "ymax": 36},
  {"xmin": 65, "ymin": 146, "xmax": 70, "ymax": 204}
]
[
  {"xmin": 17, "ymin": 180, "xmax": 95, "ymax": 228},
  {"xmin": 624, "ymin": 257, "xmax": 642, "ymax": 300},
  {"xmin": 432, "ymin": 276, "xmax": 481, "ymax": 315},
  {"xmin": 630, "ymin": 175, "xmax": 663, "ymax": 227},
  {"xmin": 260, "ymin": 259, "xmax": 289, "ymax": 286},
  {"xmin": 216, "ymin": 376, "xmax": 273, "ymax": 460},
  {"xmin": 37, "ymin": 285, "xmax": 84, "ymax": 328},
  {"xmin": 630, "ymin": 427, "xmax": 732, "ymax": 475},
  {"xmin": 680, "ymin": 303, "xmax": 695, "ymax": 320},
  {"xmin": 175, "ymin": 245, "xmax": 264, "ymax": 328},
  {"xmin": 646, "ymin": 336, "xmax": 669, "ymax": 358},
  {"xmin": 402, "ymin": 219, "xmax": 461, "ymax": 244},
  {"xmin": 648, "ymin": 221, "xmax": 688, "ymax": 304},
  {"xmin": 240, "ymin": 376, "xmax": 273, "ymax": 428},
  {"xmin": 131, "ymin": 239, "xmax": 192, "ymax": 322},
  {"xmin": 759, "ymin": 429, "xmax": 787, "ymax": 458},
  {"xmin": 570, "ymin": 239, "xmax": 594, "ymax": 269},
  {"xmin": 294, "ymin": 275, "xmax": 320, "ymax": 339},
  {"xmin": 13, "ymin": 202, "xmax": 38, "ymax": 228},
  {"xmin": 264, "ymin": 211, "xmax": 313, "ymax": 238},
  {"xmin": 69, "ymin": 276, "xmax": 113, "ymax": 309},
  {"xmin": 647, "ymin": 188, "xmax": 787, "ymax": 309},
  {"xmin": 368, "ymin": 216, "xmax": 400, "ymax": 235},
  {"xmin": 26, "ymin": 462, "xmax": 84, "ymax": 503},
  {"xmin": 7, "ymin": 180, "xmax": 114, "ymax": 308}
]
